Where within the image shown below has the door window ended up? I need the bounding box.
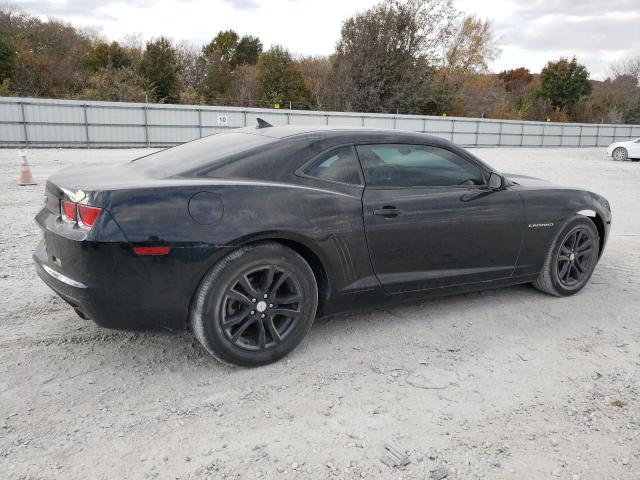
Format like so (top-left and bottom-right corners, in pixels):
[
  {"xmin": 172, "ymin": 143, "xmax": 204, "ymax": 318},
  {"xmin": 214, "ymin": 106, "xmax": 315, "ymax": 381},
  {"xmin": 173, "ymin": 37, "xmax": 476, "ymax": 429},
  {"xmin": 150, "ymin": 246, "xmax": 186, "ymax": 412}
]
[
  {"xmin": 304, "ymin": 145, "xmax": 362, "ymax": 185},
  {"xmin": 356, "ymin": 144, "xmax": 485, "ymax": 188}
]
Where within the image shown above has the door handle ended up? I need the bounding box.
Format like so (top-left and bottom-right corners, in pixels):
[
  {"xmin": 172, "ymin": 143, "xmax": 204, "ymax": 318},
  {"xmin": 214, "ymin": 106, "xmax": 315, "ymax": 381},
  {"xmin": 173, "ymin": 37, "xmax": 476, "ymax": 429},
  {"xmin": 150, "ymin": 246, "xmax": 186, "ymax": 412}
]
[{"xmin": 373, "ymin": 206, "xmax": 401, "ymax": 218}]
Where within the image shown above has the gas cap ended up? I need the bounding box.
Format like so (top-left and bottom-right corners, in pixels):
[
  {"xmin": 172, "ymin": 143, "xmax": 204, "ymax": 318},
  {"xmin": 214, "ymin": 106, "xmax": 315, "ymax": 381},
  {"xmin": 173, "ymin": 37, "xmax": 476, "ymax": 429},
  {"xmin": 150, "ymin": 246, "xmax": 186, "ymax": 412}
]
[{"xmin": 188, "ymin": 191, "xmax": 224, "ymax": 225}]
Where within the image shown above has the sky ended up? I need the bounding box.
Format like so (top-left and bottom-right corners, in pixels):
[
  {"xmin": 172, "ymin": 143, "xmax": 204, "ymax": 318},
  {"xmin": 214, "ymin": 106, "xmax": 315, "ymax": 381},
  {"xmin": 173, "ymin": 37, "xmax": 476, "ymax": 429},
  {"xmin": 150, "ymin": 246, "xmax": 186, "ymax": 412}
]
[{"xmin": 9, "ymin": 0, "xmax": 640, "ymax": 80}]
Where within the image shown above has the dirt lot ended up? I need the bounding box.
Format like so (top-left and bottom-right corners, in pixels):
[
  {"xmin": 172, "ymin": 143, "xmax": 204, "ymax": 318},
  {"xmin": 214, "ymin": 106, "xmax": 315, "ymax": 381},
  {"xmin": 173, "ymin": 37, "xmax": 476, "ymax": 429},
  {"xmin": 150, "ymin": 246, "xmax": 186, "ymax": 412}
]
[{"xmin": 1, "ymin": 147, "xmax": 639, "ymax": 480}]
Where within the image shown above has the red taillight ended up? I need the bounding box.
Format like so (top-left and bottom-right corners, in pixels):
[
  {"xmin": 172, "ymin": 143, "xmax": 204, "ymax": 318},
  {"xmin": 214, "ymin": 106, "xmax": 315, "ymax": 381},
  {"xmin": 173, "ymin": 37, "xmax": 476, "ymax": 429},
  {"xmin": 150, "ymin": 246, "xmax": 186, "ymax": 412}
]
[
  {"xmin": 133, "ymin": 246, "xmax": 171, "ymax": 256},
  {"xmin": 78, "ymin": 204, "xmax": 102, "ymax": 228},
  {"xmin": 61, "ymin": 200, "xmax": 77, "ymax": 222},
  {"xmin": 61, "ymin": 200, "xmax": 101, "ymax": 229}
]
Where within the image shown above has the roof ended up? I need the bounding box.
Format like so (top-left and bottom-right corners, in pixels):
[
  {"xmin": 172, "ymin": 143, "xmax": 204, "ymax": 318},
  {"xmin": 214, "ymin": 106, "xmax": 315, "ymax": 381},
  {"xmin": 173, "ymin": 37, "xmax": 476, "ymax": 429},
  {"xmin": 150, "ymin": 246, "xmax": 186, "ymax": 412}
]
[{"xmin": 238, "ymin": 124, "xmax": 447, "ymax": 144}]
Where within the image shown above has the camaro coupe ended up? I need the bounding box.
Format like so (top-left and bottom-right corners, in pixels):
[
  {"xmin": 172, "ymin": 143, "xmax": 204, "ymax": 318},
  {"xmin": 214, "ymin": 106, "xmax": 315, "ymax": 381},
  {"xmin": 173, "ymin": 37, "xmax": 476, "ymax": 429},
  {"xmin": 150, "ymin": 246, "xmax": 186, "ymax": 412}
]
[{"xmin": 34, "ymin": 121, "xmax": 611, "ymax": 366}]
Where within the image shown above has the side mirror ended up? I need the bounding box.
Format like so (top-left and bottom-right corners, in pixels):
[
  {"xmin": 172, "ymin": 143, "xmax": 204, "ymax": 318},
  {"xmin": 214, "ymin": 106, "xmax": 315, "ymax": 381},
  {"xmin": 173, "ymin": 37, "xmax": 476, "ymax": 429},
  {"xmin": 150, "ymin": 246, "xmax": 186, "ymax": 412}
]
[{"xmin": 488, "ymin": 172, "xmax": 504, "ymax": 190}]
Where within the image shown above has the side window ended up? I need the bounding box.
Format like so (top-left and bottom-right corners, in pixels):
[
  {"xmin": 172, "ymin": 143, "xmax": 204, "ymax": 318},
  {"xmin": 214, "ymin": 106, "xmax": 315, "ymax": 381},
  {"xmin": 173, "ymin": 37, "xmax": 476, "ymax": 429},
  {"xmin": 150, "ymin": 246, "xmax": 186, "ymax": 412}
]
[
  {"xmin": 356, "ymin": 144, "xmax": 485, "ymax": 188},
  {"xmin": 304, "ymin": 146, "xmax": 362, "ymax": 185}
]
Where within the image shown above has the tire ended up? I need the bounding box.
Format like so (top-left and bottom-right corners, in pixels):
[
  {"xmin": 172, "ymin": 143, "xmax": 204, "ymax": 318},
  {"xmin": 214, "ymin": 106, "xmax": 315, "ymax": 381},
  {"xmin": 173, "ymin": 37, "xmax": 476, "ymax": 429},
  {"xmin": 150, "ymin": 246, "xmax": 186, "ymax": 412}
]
[
  {"xmin": 190, "ymin": 242, "xmax": 318, "ymax": 367},
  {"xmin": 612, "ymin": 147, "xmax": 628, "ymax": 161},
  {"xmin": 533, "ymin": 217, "xmax": 600, "ymax": 297}
]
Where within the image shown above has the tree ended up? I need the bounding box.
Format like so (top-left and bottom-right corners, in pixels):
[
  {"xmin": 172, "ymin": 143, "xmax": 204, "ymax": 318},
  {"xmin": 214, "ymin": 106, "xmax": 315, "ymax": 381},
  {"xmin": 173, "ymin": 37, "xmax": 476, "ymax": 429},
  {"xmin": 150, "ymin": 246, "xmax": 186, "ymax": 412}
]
[
  {"xmin": 333, "ymin": 0, "xmax": 458, "ymax": 113},
  {"xmin": 298, "ymin": 55, "xmax": 335, "ymax": 110},
  {"xmin": 78, "ymin": 67, "xmax": 147, "ymax": 102},
  {"xmin": 201, "ymin": 48, "xmax": 232, "ymax": 102},
  {"xmin": 611, "ymin": 56, "xmax": 640, "ymax": 86},
  {"xmin": 498, "ymin": 67, "xmax": 533, "ymax": 93},
  {"xmin": 174, "ymin": 40, "xmax": 204, "ymax": 100},
  {"xmin": 539, "ymin": 57, "xmax": 592, "ymax": 110},
  {"xmin": 0, "ymin": 8, "xmax": 92, "ymax": 97},
  {"xmin": 258, "ymin": 46, "xmax": 310, "ymax": 108},
  {"xmin": 204, "ymin": 30, "xmax": 239, "ymax": 65},
  {"xmin": 228, "ymin": 64, "xmax": 259, "ymax": 106},
  {"xmin": 427, "ymin": 15, "xmax": 498, "ymax": 115},
  {"xmin": 0, "ymin": 35, "xmax": 15, "ymax": 80},
  {"xmin": 84, "ymin": 40, "xmax": 131, "ymax": 72},
  {"xmin": 233, "ymin": 35, "xmax": 262, "ymax": 66},
  {"xmin": 140, "ymin": 37, "xmax": 179, "ymax": 102}
]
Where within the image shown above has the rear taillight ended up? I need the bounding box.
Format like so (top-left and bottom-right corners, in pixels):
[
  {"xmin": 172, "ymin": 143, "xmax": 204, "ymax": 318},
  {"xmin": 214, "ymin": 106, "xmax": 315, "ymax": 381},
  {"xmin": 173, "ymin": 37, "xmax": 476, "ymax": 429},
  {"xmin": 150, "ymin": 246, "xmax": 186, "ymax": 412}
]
[
  {"xmin": 60, "ymin": 200, "xmax": 102, "ymax": 229},
  {"xmin": 61, "ymin": 200, "xmax": 77, "ymax": 222},
  {"xmin": 78, "ymin": 205, "xmax": 102, "ymax": 228}
]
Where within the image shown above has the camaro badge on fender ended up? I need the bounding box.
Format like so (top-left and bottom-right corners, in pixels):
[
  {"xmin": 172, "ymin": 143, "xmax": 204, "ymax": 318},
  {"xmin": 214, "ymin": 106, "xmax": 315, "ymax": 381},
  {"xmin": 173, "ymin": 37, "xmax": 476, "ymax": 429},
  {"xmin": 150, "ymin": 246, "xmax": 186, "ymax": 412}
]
[{"xmin": 528, "ymin": 223, "xmax": 554, "ymax": 228}]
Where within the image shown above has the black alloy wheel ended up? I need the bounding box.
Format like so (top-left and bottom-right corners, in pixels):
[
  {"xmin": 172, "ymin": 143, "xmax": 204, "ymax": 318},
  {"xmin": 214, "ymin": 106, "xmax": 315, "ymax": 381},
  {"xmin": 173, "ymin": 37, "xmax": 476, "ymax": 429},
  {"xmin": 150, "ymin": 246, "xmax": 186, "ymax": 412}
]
[
  {"xmin": 533, "ymin": 217, "xmax": 600, "ymax": 297},
  {"xmin": 191, "ymin": 242, "xmax": 318, "ymax": 367},
  {"xmin": 555, "ymin": 227, "xmax": 596, "ymax": 288},
  {"xmin": 221, "ymin": 265, "xmax": 302, "ymax": 351}
]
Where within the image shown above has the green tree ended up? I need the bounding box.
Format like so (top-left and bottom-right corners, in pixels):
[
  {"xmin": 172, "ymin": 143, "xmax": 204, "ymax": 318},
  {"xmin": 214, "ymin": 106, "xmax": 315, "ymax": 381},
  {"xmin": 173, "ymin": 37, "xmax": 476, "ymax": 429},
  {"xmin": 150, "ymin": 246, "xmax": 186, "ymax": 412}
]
[
  {"xmin": 204, "ymin": 30, "xmax": 239, "ymax": 64},
  {"xmin": 0, "ymin": 35, "xmax": 15, "ymax": 80},
  {"xmin": 233, "ymin": 35, "xmax": 262, "ymax": 66},
  {"xmin": 539, "ymin": 57, "xmax": 592, "ymax": 110},
  {"xmin": 140, "ymin": 37, "xmax": 179, "ymax": 102},
  {"xmin": 84, "ymin": 41, "xmax": 131, "ymax": 72},
  {"xmin": 201, "ymin": 49, "xmax": 232, "ymax": 102},
  {"xmin": 333, "ymin": 0, "xmax": 457, "ymax": 113},
  {"xmin": 258, "ymin": 46, "xmax": 310, "ymax": 108}
]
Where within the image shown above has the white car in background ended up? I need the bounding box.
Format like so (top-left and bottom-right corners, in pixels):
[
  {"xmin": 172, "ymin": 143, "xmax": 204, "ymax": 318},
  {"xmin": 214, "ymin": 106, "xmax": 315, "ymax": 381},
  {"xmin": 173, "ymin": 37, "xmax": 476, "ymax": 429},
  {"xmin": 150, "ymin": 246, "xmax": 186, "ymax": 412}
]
[{"xmin": 607, "ymin": 138, "xmax": 640, "ymax": 161}]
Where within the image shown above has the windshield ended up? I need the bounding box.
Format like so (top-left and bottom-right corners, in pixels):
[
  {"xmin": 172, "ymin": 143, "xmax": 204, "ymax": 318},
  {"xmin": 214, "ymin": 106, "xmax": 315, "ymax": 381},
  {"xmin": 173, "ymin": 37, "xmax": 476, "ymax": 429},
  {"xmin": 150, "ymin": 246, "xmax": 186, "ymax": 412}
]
[{"xmin": 131, "ymin": 132, "xmax": 276, "ymax": 177}]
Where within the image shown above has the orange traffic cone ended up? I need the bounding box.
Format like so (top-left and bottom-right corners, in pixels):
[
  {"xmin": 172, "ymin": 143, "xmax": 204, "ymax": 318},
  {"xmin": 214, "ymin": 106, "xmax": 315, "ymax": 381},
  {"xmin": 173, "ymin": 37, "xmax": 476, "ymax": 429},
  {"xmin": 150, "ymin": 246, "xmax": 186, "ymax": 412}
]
[{"xmin": 18, "ymin": 150, "xmax": 36, "ymax": 186}]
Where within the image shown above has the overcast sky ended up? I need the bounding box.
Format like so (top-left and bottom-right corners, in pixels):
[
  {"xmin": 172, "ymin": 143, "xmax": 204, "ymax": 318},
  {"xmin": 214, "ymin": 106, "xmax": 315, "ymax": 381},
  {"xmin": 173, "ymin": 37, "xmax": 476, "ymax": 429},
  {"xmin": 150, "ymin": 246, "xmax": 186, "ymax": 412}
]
[{"xmin": 10, "ymin": 0, "xmax": 640, "ymax": 79}]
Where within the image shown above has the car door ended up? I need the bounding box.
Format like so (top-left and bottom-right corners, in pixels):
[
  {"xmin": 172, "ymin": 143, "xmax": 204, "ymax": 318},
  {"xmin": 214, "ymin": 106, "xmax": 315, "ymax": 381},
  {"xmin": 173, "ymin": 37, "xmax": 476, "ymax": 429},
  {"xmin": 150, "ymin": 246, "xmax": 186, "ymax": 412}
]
[
  {"xmin": 628, "ymin": 138, "xmax": 640, "ymax": 158},
  {"xmin": 357, "ymin": 143, "xmax": 526, "ymax": 293}
]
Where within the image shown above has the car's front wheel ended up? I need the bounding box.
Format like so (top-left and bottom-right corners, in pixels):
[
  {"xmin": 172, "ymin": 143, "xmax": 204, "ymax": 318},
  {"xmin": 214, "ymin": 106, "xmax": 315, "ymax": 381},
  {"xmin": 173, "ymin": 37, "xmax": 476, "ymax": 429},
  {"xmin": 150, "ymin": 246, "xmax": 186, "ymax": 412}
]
[
  {"xmin": 533, "ymin": 218, "xmax": 600, "ymax": 297},
  {"xmin": 612, "ymin": 147, "xmax": 628, "ymax": 161},
  {"xmin": 191, "ymin": 242, "xmax": 318, "ymax": 367}
]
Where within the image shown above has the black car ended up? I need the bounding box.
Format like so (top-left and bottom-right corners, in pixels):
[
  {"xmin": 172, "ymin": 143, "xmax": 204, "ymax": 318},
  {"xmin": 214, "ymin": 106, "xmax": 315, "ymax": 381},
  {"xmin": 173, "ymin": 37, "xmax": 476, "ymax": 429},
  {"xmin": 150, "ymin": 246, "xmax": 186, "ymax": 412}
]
[{"xmin": 34, "ymin": 122, "xmax": 612, "ymax": 366}]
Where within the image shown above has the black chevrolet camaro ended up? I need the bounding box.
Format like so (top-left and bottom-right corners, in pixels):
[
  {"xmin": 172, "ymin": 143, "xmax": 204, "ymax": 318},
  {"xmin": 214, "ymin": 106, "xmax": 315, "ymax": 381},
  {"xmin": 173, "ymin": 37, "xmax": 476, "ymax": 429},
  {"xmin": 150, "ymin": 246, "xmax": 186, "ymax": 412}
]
[{"xmin": 34, "ymin": 122, "xmax": 612, "ymax": 366}]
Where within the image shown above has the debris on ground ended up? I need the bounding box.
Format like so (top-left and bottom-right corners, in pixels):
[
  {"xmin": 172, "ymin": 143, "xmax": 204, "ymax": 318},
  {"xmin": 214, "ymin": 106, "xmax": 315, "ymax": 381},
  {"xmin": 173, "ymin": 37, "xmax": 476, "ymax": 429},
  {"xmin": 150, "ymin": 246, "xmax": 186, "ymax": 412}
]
[
  {"xmin": 380, "ymin": 442, "xmax": 410, "ymax": 468},
  {"xmin": 430, "ymin": 467, "xmax": 449, "ymax": 479}
]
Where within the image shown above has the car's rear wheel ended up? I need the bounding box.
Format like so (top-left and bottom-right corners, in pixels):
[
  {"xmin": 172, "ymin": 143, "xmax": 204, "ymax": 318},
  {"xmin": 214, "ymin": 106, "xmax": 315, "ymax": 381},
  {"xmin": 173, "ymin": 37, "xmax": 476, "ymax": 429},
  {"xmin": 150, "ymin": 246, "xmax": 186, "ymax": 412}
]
[
  {"xmin": 612, "ymin": 147, "xmax": 628, "ymax": 161},
  {"xmin": 191, "ymin": 242, "xmax": 318, "ymax": 367},
  {"xmin": 533, "ymin": 218, "xmax": 600, "ymax": 297}
]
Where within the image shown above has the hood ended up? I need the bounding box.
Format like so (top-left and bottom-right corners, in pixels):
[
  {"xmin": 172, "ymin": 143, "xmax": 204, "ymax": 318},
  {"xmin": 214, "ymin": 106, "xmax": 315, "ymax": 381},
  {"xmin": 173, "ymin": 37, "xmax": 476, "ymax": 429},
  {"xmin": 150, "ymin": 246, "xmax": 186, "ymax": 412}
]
[{"xmin": 503, "ymin": 173, "xmax": 553, "ymax": 187}]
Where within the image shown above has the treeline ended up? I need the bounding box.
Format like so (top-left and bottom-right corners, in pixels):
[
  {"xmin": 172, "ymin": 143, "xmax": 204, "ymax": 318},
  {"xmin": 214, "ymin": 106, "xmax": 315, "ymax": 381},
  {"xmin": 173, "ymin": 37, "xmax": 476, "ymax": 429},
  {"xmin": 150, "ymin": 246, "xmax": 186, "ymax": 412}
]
[{"xmin": 0, "ymin": 1, "xmax": 639, "ymax": 124}]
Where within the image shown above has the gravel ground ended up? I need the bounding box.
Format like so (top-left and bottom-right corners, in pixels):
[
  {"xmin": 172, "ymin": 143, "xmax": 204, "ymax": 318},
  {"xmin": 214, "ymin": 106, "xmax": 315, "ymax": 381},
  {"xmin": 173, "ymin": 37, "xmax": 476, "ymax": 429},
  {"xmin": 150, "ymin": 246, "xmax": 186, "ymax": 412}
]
[{"xmin": 0, "ymin": 147, "xmax": 639, "ymax": 480}]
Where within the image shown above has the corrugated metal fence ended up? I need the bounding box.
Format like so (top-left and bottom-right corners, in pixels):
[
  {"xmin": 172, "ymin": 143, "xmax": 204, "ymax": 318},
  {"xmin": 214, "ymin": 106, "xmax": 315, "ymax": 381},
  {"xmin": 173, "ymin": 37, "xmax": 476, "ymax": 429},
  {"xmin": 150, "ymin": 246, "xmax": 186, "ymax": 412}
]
[{"xmin": 1, "ymin": 96, "xmax": 639, "ymax": 148}]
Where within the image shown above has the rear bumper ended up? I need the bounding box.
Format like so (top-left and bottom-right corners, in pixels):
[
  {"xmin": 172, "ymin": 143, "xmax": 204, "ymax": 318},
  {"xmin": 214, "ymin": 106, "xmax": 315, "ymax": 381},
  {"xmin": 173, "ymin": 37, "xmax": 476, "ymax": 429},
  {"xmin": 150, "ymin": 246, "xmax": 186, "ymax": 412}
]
[
  {"xmin": 34, "ymin": 240, "xmax": 90, "ymax": 312},
  {"xmin": 33, "ymin": 232, "xmax": 229, "ymax": 331}
]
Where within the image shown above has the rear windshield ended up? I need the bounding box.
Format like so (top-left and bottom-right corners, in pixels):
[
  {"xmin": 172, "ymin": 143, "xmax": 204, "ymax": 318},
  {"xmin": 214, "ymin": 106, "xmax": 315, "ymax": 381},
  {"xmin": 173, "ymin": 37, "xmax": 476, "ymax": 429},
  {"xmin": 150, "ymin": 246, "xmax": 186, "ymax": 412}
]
[{"xmin": 131, "ymin": 132, "xmax": 276, "ymax": 177}]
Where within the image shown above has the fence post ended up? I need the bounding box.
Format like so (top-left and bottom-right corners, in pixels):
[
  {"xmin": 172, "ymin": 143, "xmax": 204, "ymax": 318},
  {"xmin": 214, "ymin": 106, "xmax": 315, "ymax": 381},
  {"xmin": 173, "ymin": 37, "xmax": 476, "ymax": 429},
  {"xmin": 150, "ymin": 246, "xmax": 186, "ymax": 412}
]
[
  {"xmin": 361, "ymin": 115, "xmax": 365, "ymax": 127},
  {"xmin": 450, "ymin": 119, "xmax": 455, "ymax": 142},
  {"xmin": 20, "ymin": 101, "xmax": 29, "ymax": 147},
  {"xmin": 498, "ymin": 121, "xmax": 503, "ymax": 147},
  {"xmin": 422, "ymin": 118, "xmax": 426, "ymax": 133},
  {"xmin": 613, "ymin": 125, "xmax": 617, "ymax": 142},
  {"xmin": 243, "ymin": 110, "xmax": 247, "ymax": 127},
  {"xmin": 143, "ymin": 105, "xmax": 150, "ymax": 147},
  {"xmin": 83, "ymin": 104, "xmax": 90, "ymax": 147},
  {"xmin": 519, "ymin": 123, "xmax": 524, "ymax": 147},
  {"xmin": 197, "ymin": 108, "xmax": 203, "ymax": 138},
  {"xmin": 595, "ymin": 125, "xmax": 600, "ymax": 147},
  {"xmin": 325, "ymin": 114, "xmax": 329, "ymax": 126},
  {"xmin": 578, "ymin": 125, "xmax": 582, "ymax": 147},
  {"xmin": 393, "ymin": 115, "xmax": 397, "ymax": 130},
  {"xmin": 474, "ymin": 120, "xmax": 479, "ymax": 146}
]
